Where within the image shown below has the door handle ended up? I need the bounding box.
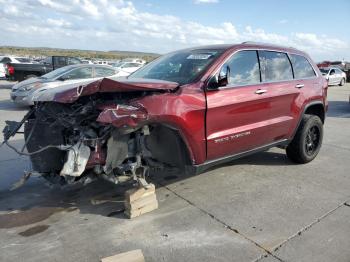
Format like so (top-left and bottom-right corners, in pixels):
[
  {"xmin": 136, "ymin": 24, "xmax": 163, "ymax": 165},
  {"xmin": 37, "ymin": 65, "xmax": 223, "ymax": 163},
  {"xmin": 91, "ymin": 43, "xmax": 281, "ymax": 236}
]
[
  {"xmin": 255, "ymin": 89, "xmax": 267, "ymax": 94},
  {"xmin": 295, "ymin": 84, "xmax": 304, "ymax": 89}
]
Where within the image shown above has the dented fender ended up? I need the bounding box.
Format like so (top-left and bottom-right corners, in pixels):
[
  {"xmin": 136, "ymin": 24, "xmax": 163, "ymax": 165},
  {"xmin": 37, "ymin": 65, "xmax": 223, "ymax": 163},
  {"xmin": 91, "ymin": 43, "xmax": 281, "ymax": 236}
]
[{"xmin": 97, "ymin": 82, "xmax": 207, "ymax": 164}]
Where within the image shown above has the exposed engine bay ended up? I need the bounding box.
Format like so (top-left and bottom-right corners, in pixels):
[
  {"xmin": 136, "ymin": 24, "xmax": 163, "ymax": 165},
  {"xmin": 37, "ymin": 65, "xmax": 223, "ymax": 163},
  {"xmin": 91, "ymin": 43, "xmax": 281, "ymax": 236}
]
[{"xmin": 2, "ymin": 78, "xmax": 191, "ymax": 187}]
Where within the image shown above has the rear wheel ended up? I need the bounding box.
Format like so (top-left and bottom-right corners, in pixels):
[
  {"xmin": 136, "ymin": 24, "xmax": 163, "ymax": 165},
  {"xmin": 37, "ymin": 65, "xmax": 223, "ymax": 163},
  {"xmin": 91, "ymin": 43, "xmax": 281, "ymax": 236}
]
[
  {"xmin": 286, "ymin": 114, "xmax": 323, "ymax": 163},
  {"xmin": 339, "ymin": 78, "xmax": 345, "ymax": 86}
]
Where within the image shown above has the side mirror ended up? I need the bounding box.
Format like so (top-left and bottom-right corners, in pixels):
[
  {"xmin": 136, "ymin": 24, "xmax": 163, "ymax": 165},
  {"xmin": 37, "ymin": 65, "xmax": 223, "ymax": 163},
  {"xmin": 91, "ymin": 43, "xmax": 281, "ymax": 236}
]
[
  {"xmin": 207, "ymin": 65, "xmax": 230, "ymax": 90},
  {"xmin": 218, "ymin": 65, "xmax": 230, "ymax": 87}
]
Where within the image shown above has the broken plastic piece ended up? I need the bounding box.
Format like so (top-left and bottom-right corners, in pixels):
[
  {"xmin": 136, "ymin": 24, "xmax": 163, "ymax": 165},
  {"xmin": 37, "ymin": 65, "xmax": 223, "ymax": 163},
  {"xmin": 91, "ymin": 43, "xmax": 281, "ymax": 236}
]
[{"xmin": 60, "ymin": 143, "xmax": 90, "ymax": 177}]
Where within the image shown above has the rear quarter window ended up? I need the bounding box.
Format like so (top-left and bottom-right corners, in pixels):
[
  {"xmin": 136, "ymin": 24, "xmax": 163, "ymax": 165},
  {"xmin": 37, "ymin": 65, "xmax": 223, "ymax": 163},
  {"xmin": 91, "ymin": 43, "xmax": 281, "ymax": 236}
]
[
  {"xmin": 259, "ymin": 51, "xmax": 293, "ymax": 82},
  {"xmin": 290, "ymin": 54, "xmax": 316, "ymax": 79}
]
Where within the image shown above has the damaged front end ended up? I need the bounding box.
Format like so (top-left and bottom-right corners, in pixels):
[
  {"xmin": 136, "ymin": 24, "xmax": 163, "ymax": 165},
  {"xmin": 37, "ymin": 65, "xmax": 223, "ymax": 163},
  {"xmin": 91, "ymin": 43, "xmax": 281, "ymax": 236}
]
[{"xmin": 3, "ymin": 78, "xmax": 190, "ymax": 187}]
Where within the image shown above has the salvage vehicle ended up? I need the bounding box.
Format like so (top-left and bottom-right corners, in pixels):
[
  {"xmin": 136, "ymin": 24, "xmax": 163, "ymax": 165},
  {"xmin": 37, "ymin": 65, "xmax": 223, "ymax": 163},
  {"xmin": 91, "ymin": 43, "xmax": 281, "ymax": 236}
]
[
  {"xmin": 6, "ymin": 56, "xmax": 82, "ymax": 82},
  {"xmin": 10, "ymin": 64, "xmax": 118, "ymax": 106},
  {"xmin": 3, "ymin": 42, "xmax": 328, "ymax": 187},
  {"xmin": 318, "ymin": 67, "xmax": 347, "ymax": 86}
]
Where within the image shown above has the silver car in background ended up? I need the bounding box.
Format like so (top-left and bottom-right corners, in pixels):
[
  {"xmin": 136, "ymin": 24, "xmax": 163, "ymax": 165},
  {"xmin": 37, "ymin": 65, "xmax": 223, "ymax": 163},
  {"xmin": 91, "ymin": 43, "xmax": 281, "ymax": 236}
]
[
  {"xmin": 319, "ymin": 67, "xmax": 347, "ymax": 86},
  {"xmin": 10, "ymin": 64, "xmax": 118, "ymax": 106}
]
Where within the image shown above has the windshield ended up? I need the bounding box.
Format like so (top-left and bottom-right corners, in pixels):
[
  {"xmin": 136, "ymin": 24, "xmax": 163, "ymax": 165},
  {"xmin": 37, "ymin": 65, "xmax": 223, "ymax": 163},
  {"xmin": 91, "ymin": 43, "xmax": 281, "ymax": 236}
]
[
  {"xmin": 129, "ymin": 49, "xmax": 224, "ymax": 85},
  {"xmin": 41, "ymin": 66, "xmax": 75, "ymax": 79},
  {"xmin": 319, "ymin": 68, "xmax": 329, "ymax": 74}
]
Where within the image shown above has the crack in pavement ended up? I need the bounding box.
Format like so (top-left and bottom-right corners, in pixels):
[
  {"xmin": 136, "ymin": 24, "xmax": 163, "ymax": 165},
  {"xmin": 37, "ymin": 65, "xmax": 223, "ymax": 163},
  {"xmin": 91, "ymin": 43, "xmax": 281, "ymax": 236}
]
[
  {"xmin": 344, "ymin": 202, "xmax": 350, "ymax": 207},
  {"xmin": 158, "ymin": 182, "xmax": 285, "ymax": 262},
  {"xmin": 272, "ymin": 199, "xmax": 350, "ymax": 253}
]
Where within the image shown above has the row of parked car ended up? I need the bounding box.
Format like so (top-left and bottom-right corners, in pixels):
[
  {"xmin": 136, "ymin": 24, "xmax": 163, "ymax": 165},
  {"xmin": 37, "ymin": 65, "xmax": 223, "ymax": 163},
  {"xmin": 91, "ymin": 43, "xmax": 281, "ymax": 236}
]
[
  {"xmin": 0, "ymin": 55, "xmax": 147, "ymax": 106},
  {"xmin": 0, "ymin": 55, "xmax": 145, "ymax": 81}
]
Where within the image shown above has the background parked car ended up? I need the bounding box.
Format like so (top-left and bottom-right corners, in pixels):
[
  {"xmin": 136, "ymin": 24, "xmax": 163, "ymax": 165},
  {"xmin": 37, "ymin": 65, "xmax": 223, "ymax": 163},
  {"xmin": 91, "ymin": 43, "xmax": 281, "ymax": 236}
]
[
  {"xmin": 6, "ymin": 56, "xmax": 82, "ymax": 82},
  {"xmin": 121, "ymin": 58, "xmax": 146, "ymax": 65},
  {"xmin": 10, "ymin": 64, "xmax": 118, "ymax": 106},
  {"xmin": 112, "ymin": 62, "xmax": 143, "ymax": 77},
  {"xmin": 0, "ymin": 56, "xmax": 33, "ymax": 79},
  {"xmin": 319, "ymin": 67, "xmax": 347, "ymax": 86}
]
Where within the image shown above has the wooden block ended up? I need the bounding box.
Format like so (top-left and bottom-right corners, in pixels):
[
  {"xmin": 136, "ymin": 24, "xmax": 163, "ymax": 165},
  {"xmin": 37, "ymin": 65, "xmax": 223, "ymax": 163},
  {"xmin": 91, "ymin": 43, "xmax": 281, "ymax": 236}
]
[
  {"xmin": 124, "ymin": 183, "xmax": 158, "ymax": 218},
  {"xmin": 101, "ymin": 249, "xmax": 145, "ymax": 262},
  {"xmin": 124, "ymin": 201, "xmax": 158, "ymax": 219},
  {"xmin": 125, "ymin": 194, "xmax": 157, "ymax": 211},
  {"xmin": 125, "ymin": 184, "xmax": 155, "ymax": 203}
]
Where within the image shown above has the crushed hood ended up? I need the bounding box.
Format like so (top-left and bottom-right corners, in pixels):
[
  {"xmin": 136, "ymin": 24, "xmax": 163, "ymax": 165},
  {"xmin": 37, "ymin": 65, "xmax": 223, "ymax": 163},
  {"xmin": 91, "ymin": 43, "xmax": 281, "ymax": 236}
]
[{"xmin": 32, "ymin": 77, "xmax": 179, "ymax": 103}]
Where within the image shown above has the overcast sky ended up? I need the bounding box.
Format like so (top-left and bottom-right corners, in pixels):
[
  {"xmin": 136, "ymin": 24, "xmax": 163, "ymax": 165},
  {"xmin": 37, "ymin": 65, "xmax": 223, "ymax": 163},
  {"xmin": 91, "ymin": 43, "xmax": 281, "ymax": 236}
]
[{"xmin": 1, "ymin": 0, "xmax": 349, "ymax": 61}]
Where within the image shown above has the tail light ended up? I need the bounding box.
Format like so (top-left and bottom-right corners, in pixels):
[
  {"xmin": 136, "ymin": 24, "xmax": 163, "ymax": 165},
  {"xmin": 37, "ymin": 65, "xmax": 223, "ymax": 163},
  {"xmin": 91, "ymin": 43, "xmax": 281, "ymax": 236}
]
[{"xmin": 6, "ymin": 64, "xmax": 14, "ymax": 75}]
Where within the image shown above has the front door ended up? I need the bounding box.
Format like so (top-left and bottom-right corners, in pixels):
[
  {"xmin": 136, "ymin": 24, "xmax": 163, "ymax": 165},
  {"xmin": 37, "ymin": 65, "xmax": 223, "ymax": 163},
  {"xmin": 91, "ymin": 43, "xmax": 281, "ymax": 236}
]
[{"xmin": 206, "ymin": 50, "xmax": 272, "ymax": 160}]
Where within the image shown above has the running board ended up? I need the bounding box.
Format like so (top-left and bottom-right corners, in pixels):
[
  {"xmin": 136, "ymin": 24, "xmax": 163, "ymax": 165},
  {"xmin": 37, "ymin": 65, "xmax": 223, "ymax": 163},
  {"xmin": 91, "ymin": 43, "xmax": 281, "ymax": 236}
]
[{"xmin": 195, "ymin": 139, "xmax": 290, "ymax": 174}]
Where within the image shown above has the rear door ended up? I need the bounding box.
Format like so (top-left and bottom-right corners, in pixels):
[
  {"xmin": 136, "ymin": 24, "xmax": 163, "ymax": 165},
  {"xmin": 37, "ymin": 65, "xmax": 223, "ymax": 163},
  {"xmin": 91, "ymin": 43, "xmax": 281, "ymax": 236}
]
[
  {"xmin": 206, "ymin": 50, "xmax": 272, "ymax": 160},
  {"xmin": 257, "ymin": 51, "xmax": 299, "ymax": 142},
  {"xmin": 328, "ymin": 68, "xmax": 337, "ymax": 85},
  {"xmin": 335, "ymin": 68, "xmax": 343, "ymax": 84}
]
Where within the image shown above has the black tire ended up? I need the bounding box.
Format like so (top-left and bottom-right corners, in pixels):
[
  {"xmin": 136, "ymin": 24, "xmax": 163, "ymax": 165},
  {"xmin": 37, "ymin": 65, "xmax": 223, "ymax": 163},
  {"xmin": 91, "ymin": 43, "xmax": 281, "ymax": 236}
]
[
  {"xmin": 339, "ymin": 78, "xmax": 345, "ymax": 86},
  {"xmin": 286, "ymin": 114, "xmax": 323, "ymax": 164}
]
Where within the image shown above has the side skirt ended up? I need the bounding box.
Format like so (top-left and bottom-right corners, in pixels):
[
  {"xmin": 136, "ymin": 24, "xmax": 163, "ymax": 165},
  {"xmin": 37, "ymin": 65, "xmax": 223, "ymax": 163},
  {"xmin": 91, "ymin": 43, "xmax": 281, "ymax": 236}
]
[{"xmin": 194, "ymin": 139, "xmax": 290, "ymax": 174}]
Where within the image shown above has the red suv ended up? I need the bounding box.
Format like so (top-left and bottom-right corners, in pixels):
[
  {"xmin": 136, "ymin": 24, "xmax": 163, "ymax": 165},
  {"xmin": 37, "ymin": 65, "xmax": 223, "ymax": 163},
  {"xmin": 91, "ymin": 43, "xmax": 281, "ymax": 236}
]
[{"xmin": 5, "ymin": 42, "xmax": 328, "ymax": 186}]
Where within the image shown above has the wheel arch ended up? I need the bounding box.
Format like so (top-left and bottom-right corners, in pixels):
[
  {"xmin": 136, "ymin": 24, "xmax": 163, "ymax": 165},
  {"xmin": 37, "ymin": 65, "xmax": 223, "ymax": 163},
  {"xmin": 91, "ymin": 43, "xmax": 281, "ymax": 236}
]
[
  {"xmin": 304, "ymin": 102, "xmax": 325, "ymax": 123},
  {"xmin": 145, "ymin": 123, "xmax": 193, "ymax": 169},
  {"xmin": 292, "ymin": 101, "xmax": 325, "ymax": 140}
]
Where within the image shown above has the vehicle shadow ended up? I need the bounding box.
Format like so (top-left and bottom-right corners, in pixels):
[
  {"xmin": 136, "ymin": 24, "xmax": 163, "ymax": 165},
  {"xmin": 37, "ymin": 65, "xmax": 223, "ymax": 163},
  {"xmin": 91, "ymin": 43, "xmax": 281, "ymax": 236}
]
[
  {"xmin": 0, "ymin": 146, "xmax": 290, "ymax": 228},
  {"xmin": 0, "ymin": 99, "xmax": 29, "ymax": 111},
  {"xmin": 0, "ymin": 82, "xmax": 16, "ymax": 89},
  {"xmin": 327, "ymin": 101, "xmax": 350, "ymax": 118}
]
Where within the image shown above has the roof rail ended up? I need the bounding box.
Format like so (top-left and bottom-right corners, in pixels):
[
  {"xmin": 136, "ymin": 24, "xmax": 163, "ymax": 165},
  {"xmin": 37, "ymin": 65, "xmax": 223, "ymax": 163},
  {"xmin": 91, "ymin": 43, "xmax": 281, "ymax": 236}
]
[{"xmin": 241, "ymin": 41, "xmax": 297, "ymax": 50}]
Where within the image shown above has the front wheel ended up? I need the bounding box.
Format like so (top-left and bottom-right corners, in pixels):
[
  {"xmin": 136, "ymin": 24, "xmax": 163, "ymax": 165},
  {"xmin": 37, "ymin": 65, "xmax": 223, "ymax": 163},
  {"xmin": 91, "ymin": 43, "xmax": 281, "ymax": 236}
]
[
  {"xmin": 339, "ymin": 78, "xmax": 345, "ymax": 86},
  {"xmin": 286, "ymin": 115, "xmax": 323, "ymax": 164}
]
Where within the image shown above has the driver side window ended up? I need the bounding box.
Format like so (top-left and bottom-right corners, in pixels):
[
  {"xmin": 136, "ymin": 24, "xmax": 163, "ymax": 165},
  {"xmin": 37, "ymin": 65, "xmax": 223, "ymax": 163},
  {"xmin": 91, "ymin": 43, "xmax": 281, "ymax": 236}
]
[{"xmin": 224, "ymin": 50, "xmax": 260, "ymax": 86}]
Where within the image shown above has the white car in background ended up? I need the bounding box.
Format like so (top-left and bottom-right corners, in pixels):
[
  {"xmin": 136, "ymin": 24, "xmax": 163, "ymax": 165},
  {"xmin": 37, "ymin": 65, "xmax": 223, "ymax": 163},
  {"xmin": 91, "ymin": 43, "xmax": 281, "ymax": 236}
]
[
  {"xmin": 10, "ymin": 64, "xmax": 118, "ymax": 106},
  {"xmin": 319, "ymin": 67, "xmax": 347, "ymax": 86},
  {"xmin": 0, "ymin": 56, "xmax": 32, "ymax": 79},
  {"xmin": 122, "ymin": 58, "xmax": 146, "ymax": 65},
  {"xmin": 113, "ymin": 62, "xmax": 143, "ymax": 77}
]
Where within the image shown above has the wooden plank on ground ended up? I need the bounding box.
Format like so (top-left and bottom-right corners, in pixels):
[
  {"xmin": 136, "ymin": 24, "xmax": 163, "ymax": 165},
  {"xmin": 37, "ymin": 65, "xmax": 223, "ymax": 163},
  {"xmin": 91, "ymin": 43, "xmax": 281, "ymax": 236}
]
[
  {"xmin": 124, "ymin": 183, "xmax": 158, "ymax": 218},
  {"xmin": 101, "ymin": 249, "xmax": 145, "ymax": 262}
]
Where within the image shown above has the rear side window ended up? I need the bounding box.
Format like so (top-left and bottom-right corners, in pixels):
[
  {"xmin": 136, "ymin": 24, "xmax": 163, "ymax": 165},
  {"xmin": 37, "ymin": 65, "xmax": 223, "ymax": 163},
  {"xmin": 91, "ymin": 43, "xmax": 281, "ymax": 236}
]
[
  {"xmin": 95, "ymin": 67, "xmax": 116, "ymax": 77},
  {"xmin": 225, "ymin": 50, "xmax": 260, "ymax": 86},
  {"xmin": 290, "ymin": 54, "xmax": 316, "ymax": 79},
  {"xmin": 259, "ymin": 51, "xmax": 293, "ymax": 82},
  {"xmin": 64, "ymin": 67, "xmax": 93, "ymax": 80}
]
